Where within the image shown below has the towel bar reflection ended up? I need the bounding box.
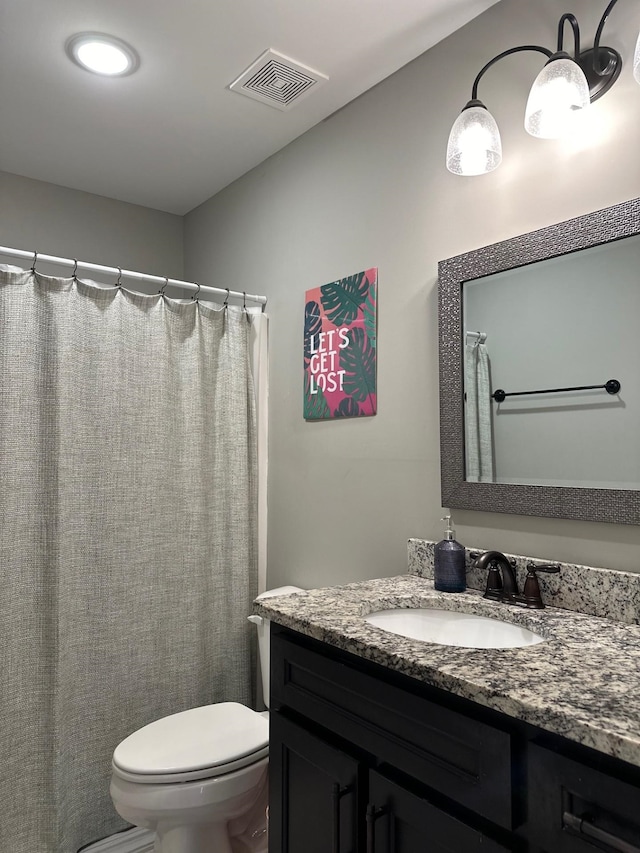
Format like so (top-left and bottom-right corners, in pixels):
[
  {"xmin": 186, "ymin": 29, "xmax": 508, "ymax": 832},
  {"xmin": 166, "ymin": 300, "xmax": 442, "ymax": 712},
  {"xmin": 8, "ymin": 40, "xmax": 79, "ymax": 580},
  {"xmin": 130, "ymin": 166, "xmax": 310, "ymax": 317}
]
[{"xmin": 491, "ymin": 379, "xmax": 621, "ymax": 403}]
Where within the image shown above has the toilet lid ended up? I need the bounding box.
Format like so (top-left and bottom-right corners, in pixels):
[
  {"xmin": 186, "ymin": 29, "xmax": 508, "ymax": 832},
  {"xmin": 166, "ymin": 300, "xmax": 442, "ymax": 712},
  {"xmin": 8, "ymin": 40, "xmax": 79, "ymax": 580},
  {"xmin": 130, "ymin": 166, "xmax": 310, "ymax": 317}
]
[{"xmin": 112, "ymin": 703, "xmax": 268, "ymax": 777}]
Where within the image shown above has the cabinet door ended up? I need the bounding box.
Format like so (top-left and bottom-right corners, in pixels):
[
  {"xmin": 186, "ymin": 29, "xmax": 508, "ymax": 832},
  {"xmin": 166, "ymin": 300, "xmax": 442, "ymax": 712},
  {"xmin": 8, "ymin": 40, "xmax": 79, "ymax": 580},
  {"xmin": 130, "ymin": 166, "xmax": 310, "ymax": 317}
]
[
  {"xmin": 269, "ymin": 711, "xmax": 361, "ymax": 853},
  {"xmin": 366, "ymin": 771, "xmax": 509, "ymax": 853}
]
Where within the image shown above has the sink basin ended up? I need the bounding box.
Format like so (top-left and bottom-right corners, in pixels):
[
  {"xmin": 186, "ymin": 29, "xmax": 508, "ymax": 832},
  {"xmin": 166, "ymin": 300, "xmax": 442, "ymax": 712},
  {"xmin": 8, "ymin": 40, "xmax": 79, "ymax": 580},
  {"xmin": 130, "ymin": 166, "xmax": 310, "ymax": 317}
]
[{"xmin": 364, "ymin": 608, "xmax": 544, "ymax": 649}]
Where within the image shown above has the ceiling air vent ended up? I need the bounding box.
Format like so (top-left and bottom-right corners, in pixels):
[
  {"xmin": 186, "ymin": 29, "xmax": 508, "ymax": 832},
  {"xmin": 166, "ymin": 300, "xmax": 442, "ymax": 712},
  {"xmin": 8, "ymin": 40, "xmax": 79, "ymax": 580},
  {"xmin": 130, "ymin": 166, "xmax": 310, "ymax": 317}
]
[{"xmin": 229, "ymin": 49, "xmax": 328, "ymax": 111}]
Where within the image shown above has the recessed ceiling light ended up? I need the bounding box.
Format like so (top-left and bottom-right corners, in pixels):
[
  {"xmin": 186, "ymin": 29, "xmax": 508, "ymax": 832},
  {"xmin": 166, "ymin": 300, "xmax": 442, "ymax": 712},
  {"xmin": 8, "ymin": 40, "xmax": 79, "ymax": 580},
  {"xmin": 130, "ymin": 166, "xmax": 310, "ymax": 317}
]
[{"xmin": 66, "ymin": 33, "xmax": 139, "ymax": 77}]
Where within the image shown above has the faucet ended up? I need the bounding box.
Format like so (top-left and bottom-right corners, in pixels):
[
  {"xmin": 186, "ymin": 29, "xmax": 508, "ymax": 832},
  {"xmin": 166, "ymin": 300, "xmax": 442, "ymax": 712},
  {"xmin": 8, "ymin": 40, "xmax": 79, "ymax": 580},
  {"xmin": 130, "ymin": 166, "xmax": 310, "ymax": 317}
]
[
  {"xmin": 472, "ymin": 551, "xmax": 518, "ymax": 600},
  {"xmin": 472, "ymin": 551, "xmax": 560, "ymax": 609}
]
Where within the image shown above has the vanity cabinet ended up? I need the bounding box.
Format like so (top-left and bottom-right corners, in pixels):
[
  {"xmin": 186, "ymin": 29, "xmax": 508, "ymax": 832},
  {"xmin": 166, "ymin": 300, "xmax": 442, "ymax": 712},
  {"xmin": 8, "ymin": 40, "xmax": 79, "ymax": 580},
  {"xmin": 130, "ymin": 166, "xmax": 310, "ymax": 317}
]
[
  {"xmin": 269, "ymin": 625, "xmax": 514, "ymax": 852},
  {"xmin": 365, "ymin": 771, "xmax": 508, "ymax": 853},
  {"xmin": 268, "ymin": 624, "xmax": 640, "ymax": 853},
  {"xmin": 269, "ymin": 712, "xmax": 361, "ymax": 853},
  {"xmin": 270, "ymin": 710, "xmax": 508, "ymax": 853},
  {"xmin": 528, "ymin": 743, "xmax": 640, "ymax": 853}
]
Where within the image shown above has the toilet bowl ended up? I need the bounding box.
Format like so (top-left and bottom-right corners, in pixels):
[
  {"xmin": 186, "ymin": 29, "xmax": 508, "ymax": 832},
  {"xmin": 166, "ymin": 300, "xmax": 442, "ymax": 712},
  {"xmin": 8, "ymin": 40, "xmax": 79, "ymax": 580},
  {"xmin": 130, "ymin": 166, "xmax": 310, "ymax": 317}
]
[{"xmin": 109, "ymin": 586, "xmax": 301, "ymax": 853}]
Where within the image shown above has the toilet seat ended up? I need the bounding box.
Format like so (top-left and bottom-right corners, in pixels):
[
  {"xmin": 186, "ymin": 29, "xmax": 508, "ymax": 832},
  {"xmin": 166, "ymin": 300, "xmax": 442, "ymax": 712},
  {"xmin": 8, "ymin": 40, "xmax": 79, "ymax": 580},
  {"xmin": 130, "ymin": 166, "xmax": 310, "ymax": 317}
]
[{"xmin": 112, "ymin": 702, "xmax": 269, "ymax": 784}]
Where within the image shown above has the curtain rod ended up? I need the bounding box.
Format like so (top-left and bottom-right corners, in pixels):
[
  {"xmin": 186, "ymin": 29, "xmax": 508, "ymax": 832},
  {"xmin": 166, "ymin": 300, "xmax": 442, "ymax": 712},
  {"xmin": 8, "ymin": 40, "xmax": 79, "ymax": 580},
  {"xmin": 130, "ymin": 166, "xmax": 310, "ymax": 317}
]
[{"xmin": 0, "ymin": 246, "xmax": 267, "ymax": 307}]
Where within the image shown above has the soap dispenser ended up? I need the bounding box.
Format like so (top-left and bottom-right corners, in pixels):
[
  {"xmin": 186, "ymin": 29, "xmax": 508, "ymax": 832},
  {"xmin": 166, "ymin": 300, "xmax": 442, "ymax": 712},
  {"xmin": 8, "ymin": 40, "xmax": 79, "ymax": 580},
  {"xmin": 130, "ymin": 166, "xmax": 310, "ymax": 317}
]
[{"xmin": 434, "ymin": 515, "xmax": 466, "ymax": 593}]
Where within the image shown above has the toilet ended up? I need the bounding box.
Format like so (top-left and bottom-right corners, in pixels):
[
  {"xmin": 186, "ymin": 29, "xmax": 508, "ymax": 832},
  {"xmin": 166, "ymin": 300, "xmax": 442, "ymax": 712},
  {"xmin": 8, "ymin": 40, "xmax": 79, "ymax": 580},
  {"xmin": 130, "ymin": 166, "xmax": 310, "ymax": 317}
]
[{"xmin": 110, "ymin": 586, "xmax": 302, "ymax": 853}]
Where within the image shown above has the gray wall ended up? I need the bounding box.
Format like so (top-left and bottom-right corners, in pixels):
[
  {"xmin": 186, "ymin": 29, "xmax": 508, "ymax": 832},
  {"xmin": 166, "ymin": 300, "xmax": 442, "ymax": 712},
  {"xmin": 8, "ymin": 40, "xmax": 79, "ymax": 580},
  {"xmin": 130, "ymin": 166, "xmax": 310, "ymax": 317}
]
[
  {"xmin": 0, "ymin": 170, "xmax": 183, "ymax": 286},
  {"xmin": 185, "ymin": 0, "xmax": 640, "ymax": 583}
]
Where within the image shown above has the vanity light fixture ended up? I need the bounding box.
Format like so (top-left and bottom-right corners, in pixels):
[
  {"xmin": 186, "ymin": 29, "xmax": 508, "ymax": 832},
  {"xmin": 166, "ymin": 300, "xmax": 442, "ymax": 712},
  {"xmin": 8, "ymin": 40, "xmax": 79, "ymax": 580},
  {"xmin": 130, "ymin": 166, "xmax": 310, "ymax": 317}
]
[
  {"xmin": 446, "ymin": 0, "xmax": 639, "ymax": 175},
  {"xmin": 66, "ymin": 33, "xmax": 140, "ymax": 77}
]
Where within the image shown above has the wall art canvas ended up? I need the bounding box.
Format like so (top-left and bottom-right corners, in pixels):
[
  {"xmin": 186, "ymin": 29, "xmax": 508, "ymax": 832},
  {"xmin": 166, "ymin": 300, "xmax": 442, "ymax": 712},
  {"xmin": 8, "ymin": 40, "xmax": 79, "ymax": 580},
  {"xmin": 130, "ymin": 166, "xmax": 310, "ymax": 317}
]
[{"xmin": 304, "ymin": 268, "xmax": 377, "ymax": 420}]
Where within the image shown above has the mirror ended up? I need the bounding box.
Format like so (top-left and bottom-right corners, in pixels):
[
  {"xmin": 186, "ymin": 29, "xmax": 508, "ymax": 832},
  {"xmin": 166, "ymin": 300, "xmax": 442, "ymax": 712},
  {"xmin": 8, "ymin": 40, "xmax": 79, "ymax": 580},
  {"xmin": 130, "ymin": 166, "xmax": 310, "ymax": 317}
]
[{"xmin": 438, "ymin": 196, "xmax": 640, "ymax": 525}]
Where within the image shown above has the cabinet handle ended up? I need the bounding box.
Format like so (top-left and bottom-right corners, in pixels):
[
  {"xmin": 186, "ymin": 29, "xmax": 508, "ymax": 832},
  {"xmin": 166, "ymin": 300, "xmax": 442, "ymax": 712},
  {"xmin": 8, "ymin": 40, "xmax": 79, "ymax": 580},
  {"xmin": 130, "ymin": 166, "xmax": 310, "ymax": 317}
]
[
  {"xmin": 332, "ymin": 783, "xmax": 353, "ymax": 853},
  {"xmin": 563, "ymin": 811, "xmax": 640, "ymax": 853},
  {"xmin": 366, "ymin": 803, "xmax": 388, "ymax": 853}
]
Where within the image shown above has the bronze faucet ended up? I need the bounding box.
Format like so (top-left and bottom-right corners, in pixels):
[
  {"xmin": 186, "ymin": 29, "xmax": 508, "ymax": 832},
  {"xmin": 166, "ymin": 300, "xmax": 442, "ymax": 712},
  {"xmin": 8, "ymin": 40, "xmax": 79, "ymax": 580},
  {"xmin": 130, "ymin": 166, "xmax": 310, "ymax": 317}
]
[
  {"xmin": 471, "ymin": 551, "xmax": 517, "ymax": 599},
  {"xmin": 471, "ymin": 551, "xmax": 560, "ymax": 609}
]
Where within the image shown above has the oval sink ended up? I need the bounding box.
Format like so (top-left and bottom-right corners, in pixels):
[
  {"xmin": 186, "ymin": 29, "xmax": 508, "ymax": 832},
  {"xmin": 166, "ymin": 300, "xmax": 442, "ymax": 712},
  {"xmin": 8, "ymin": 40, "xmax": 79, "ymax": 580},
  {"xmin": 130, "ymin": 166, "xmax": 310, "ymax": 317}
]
[{"xmin": 364, "ymin": 608, "xmax": 544, "ymax": 649}]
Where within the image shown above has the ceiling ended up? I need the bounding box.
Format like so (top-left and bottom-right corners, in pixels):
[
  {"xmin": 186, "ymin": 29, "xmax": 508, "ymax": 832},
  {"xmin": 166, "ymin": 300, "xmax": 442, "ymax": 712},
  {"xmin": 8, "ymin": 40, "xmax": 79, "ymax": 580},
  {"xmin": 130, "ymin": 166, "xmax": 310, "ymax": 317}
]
[{"xmin": 1, "ymin": 0, "xmax": 499, "ymax": 215}]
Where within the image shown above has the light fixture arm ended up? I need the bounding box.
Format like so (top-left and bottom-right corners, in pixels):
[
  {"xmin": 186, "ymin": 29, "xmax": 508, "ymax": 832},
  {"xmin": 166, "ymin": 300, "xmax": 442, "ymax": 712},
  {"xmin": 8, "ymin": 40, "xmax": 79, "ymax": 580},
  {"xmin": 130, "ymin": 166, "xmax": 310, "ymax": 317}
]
[
  {"xmin": 471, "ymin": 45, "xmax": 553, "ymax": 100},
  {"xmin": 592, "ymin": 0, "xmax": 621, "ymax": 75},
  {"xmin": 557, "ymin": 13, "xmax": 581, "ymax": 56}
]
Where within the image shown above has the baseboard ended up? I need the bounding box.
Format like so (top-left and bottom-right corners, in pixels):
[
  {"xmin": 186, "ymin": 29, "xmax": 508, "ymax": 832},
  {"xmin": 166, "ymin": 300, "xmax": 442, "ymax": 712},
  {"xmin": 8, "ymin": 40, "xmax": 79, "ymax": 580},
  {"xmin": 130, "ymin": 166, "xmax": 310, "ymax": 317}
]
[{"xmin": 80, "ymin": 827, "xmax": 154, "ymax": 853}]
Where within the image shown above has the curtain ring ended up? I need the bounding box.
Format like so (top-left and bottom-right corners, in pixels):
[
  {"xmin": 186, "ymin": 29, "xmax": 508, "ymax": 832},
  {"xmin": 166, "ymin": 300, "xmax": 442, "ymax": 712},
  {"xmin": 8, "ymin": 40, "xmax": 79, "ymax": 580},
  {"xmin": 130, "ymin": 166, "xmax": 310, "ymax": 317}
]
[
  {"xmin": 159, "ymin": 277, "xmax": 169, "ymax": 296},
  {"xmin": 223, "ymin": 288, "xmax": 230, "ymax": 308},
  {"xmin": 72, "ymin": 259, "xmax": 78, "ymax": 281},
  {"xmin": 31, "ymin": 250, "xmax": 38, "ymax": 273},
  {"xmin": 243, "ymin": 291, "xmax": 252, "ymax": 324},
  {"xmin": 191, "ymin": 282, "xmax": 200, "ymax": 302},
  {"xmin": 115, "ymin": 267, "xmax": 123, "ymax": 288}
]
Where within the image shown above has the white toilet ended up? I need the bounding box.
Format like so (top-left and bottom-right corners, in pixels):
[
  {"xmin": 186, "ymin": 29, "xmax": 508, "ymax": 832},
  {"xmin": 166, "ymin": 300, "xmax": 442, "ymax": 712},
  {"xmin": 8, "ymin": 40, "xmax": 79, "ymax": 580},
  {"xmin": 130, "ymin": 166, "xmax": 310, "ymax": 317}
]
[{"xmin": 110, "ymin": 586, "xmax": 301, "ymax": 853}]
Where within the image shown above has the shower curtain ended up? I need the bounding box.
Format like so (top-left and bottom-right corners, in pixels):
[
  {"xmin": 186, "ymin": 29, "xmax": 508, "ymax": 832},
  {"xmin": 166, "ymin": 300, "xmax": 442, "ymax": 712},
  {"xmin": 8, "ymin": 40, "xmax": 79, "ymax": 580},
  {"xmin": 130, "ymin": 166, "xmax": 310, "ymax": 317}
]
[
  {"xmin": 0, "ymin": 267, "xmax": 259, "ymax": 853},
  {"xmin": 464, "ymin": 339, "xmax": 494, "ymax": 482}
]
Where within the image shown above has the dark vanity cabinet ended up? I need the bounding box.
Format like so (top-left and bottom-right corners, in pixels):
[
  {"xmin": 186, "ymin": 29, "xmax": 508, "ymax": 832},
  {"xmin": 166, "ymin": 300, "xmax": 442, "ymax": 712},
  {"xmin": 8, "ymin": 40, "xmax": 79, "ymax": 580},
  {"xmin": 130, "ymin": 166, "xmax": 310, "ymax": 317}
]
[
  {"xmin": 528, "ymin": 744, "xmax": 640, "ymax": 853},
  {"xmin": 269, "ymin": 712, "xmax": 361, "ymax": 853},
  {"xmin": 364, "ymin": 771, "xmax": 508, "ymax": 853},
  {"xmin": 268, "ymin": 625, "xmax": 640, "ymax": 853},
  {"xmin": 269, "ymin": 625, "xmax": 514, "ymax": 852}
]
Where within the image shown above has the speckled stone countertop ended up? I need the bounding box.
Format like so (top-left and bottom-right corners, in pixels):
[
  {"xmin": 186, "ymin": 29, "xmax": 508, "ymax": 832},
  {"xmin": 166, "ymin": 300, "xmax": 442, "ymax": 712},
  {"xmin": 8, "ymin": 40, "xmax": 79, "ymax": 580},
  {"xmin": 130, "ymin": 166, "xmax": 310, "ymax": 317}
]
[{"xmin": 254, "ymin": 575, "xmax": 640, "ymax": 768}]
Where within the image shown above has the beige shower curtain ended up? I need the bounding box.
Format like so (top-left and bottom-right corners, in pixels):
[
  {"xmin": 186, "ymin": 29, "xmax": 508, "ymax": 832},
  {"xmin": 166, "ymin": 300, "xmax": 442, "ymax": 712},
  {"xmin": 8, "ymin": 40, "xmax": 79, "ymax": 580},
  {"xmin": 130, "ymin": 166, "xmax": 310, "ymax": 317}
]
[{"xmin": 0, "ymin": 267, "xmax": 258, "ymax": 853}]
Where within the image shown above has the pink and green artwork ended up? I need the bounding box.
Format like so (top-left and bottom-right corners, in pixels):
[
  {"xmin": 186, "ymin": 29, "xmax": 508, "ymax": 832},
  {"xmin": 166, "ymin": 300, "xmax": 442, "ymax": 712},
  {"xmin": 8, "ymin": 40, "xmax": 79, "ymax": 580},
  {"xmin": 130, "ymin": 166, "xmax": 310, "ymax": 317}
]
[{"xmin": 304, "ymin": 268, "xmax": 377, "ymax": 420}]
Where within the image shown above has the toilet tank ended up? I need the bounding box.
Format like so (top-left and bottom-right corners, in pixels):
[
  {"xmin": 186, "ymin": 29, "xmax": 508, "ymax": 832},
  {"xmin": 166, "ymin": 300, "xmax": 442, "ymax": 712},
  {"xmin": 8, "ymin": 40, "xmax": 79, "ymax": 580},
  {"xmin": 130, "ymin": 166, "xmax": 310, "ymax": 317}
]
[{"xmin": 248, "ymin": 586, "xmax": 302, "ymax": 709}]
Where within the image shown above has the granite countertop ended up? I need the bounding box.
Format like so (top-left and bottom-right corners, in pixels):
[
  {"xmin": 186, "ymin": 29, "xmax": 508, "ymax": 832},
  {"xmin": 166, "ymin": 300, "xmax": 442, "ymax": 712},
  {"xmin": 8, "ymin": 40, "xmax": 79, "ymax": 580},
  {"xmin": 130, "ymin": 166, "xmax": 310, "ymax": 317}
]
[{"xmin": 254, "ymin": 574, "xmax": 640, "ymax": 768}]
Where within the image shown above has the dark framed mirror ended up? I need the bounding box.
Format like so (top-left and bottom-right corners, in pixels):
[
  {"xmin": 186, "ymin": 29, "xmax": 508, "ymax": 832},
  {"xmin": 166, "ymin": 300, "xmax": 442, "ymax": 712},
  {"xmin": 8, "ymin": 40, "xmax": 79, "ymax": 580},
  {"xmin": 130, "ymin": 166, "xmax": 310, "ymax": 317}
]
[{"xmin": 438, "ymin": 196, "xmax": 640, "ymax": 525}]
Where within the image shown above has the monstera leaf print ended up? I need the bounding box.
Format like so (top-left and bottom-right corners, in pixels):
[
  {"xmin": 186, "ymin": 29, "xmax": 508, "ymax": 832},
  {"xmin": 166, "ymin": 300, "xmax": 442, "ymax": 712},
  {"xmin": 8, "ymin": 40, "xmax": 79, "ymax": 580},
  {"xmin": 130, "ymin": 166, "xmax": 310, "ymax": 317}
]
[
  {"xmin": 304, "ymin": 300, "xmax": 322, "ymax": 366},
  {"xmin": 339, "ymin": 327, "xmax": 376, "ymax": 403},
  {"xmin": 320, "ymin": 272, "xmax": 369, "ymax": 327},
  {"xmin": 334, "ymin": 398, "xmax": 361, "ymax": 418},
  {"xmin": 304, "ymin": 370, "xmax": 330, "ymax": 420},
  {"xmin": 363, "ymin": 282, "xmax": 376, "ymax": 349}
]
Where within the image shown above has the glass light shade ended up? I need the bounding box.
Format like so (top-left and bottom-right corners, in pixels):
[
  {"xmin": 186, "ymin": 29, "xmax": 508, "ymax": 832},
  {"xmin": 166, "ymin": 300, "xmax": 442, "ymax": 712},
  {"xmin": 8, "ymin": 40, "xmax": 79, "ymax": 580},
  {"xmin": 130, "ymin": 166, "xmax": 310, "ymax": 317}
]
[
  {"xmin": 77, "ymin": 41, "xmax": 129, "ymax": 75},
  {"xmin": 446, "ymin": 105, "xmax": 502, "ymax": 176},
  {"xmin": 634, "ymin": 31, "xmax": 640, "ymax": 85},
  {"xmin": 524, "ymin": 56, "xmax": 590, "ymax": 139},
  {"xmin": 66, "ymin": 33, "xmax": 139, "ymax": 77}
]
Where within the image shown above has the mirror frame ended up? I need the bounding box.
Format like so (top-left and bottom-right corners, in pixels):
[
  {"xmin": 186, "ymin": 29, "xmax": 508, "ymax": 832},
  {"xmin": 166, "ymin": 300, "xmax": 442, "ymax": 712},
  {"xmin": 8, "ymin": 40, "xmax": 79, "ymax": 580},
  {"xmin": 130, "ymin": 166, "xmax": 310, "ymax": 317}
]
[{"xmin": 438, "ymin": 196, "xmax": 640, "ymax": 525}]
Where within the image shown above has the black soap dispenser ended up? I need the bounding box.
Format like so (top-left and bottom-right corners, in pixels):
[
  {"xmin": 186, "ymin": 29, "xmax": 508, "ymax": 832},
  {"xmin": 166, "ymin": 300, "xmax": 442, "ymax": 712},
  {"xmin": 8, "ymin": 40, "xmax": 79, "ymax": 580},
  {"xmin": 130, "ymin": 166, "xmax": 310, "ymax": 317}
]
[{"xmin": 434, "ymin": 515, "xmax": 466, "ymax": 593}]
